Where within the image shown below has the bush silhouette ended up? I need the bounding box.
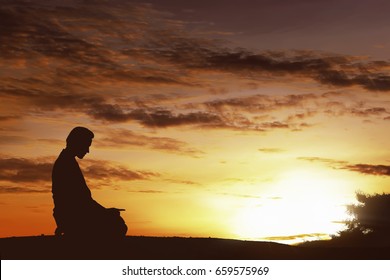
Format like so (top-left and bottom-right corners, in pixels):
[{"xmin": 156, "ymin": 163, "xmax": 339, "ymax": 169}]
[{"xmin": 336, "ymin": 192, "xmax": 390, "ymax": 246}]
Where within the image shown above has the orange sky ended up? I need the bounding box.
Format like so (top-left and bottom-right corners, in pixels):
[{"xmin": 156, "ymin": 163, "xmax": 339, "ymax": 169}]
[{"xmin": 1, "ymin": 0, "xmax": 390, "ymax": 244}]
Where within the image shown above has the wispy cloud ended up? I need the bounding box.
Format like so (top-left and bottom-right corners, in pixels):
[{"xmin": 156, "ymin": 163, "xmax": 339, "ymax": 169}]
[
  {"xmin": 81, "ymin": 159, "xmax": 159, "ymax": 185},
  {"xmin": 217, "ymin": 192, "xmax": 262, "ymax": 199},
  {"xmin": 0, "ymin": 135, "xmax": 32, "ymax": 145},
  {"xmin": 97, "ymin": 129, "xmax": 204, "ymax": 156},
  {"xmin": 164, "ymin": 179, "xmax": 201, "ymax": 186},
  {"xmin": 342, "ymin": 164, "xmax": 390, "ymax": 176},
  {"xmin": 204, "ymin": 94, "xmax": 317, "ymax": 114},
  {"xmin": 258, "ymin": 148, "xmax": 286, "ymax": 153},
  {"xmin": 298, "ymin": 157, "xmax": 348, "ymax": 166},
  {"xmin": 127, "ymin": 189, "xmax": 167, "ymax": 194},
  {"xmin": 262, "ymin": 233, "xmax": 330, "ymax": 242},
  {"xmin": 0, "ymin": 115, "xmax": 20, "ymax": 121},
  {"xmin": 299, "ymin": 157, "xmax": 390, "ymax": 177},
  {"xmin": 0, "ymin": 185, "xmax": 50, "ymax": 194}
]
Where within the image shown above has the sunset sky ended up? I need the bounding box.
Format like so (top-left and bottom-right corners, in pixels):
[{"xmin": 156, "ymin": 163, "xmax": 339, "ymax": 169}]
[{"xmin": 1, "ymin": 0, "xmax": 390, "ymax": 244}]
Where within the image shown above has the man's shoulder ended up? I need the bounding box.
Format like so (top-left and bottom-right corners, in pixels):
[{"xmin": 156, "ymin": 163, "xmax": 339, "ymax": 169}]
[{"xmin": 53, "ymin": 150, "xmax": 77, "ymax": 169}]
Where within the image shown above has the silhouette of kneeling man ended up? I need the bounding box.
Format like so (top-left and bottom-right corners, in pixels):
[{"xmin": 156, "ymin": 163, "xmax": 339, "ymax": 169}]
[{"xmin": 52, "ymin": 127, "xmax": 127, "ymax": 239}]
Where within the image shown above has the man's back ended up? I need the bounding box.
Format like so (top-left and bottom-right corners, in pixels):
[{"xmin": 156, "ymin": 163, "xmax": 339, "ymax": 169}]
[{"xmin": 52, "ymin": 149, "xmax": 93, "ymax": 215}]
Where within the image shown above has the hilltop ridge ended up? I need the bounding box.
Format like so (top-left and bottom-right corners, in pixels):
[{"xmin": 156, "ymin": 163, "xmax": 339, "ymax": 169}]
[{"xmin": 1, "ymin": 235, "xmax": 389, "ymax": 260}]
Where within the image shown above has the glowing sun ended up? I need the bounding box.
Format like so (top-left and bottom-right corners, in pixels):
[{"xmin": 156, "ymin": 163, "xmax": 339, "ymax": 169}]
[{"xmin": 233, "ymin": 169, "xmax": 353, "ymax": 243}]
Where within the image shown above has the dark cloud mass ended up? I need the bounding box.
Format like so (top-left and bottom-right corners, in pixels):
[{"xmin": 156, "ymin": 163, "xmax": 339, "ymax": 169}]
[
  {"xmin": 1, "ymin": 0, "xmax": 390, "ymax": 133},
  {"xmin": 89, "ymin": 107, "xmax": 224, "ymax": 127},
  {"xmin": 156, "ymin": 45, "xmax": 390, "ymax": 91},
  {"xmin": 126, "ymin": 109, "xmax": 224, "ymax": 128}
]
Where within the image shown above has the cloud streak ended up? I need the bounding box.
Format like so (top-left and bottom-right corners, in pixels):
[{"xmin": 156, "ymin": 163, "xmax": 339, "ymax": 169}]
[
  {"xmin": 299, "ymin": 157, "xmax": 390, "ymax": 177},
  {"xmin": 342, "ymin": 164, "xmax": 390, "ymax": 176},
  {"xmin": 0, "ymin": 185, "xmax": 50, "ymax": 194},
  {"xmin": 90, "ymin": 107, "xmax": 225, "ymax": 128},
  {"xmin": 81, "ymin": 159, "xmax": 159, "ymax": 184},
  {"xmin": 0, "ymin": 158, "xmax": 52, "ymax": 183},
  {"xmin": 0, "ymin": 156, "xmax": 158, "ymax": 193},
  {"xmin": 258, "ymin": 148, "xmax": 285, "ymax": 153},
  {"xmin": 97, "ymin": 129, "xmax": 204, "ymax": 156}
]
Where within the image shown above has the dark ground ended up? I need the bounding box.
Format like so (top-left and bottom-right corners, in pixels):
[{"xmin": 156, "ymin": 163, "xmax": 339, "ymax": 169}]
[{"xmin": 1, "ymin": 235, "xmax": 389, "ymax": 260}]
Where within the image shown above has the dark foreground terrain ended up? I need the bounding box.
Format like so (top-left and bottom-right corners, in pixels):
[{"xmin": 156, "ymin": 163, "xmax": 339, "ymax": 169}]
[{"xmin": 1, "ymin": 236, "xmax": 389, "ymax": 260}]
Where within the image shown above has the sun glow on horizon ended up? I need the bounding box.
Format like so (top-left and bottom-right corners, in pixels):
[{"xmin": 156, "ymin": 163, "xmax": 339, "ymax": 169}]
[{"xmin": 232, "ymin": 169, "xmax": 354, "ymax": 244}]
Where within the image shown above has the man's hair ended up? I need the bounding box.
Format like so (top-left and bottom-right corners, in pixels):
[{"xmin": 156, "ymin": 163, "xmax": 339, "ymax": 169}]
[{"xmin": 66, "ymin": 127, "xmax": 94, "ymax": 147}]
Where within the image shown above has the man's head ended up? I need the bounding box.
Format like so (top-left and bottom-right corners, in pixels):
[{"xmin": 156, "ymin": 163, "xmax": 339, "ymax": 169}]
[{"xmin": 66, "ymin": 127, "xmax": 94, "ymax": 159}]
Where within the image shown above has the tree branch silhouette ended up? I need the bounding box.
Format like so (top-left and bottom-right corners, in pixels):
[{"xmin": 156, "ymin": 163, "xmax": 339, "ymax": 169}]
[{"xmin": 337, "ymin": 192, "xmax": 390, "ymax": 245}]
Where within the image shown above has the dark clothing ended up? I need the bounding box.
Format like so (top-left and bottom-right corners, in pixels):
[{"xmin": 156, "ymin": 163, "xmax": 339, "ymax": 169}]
[{"xmin": 52, "ymin": 149, "xmax": 127, "ymax": 238}]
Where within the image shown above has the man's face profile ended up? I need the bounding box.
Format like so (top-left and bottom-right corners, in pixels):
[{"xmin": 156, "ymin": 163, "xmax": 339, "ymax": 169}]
[{"xmin": 74, "ymin": 139, "xmax": 92, "ymax": 159}]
